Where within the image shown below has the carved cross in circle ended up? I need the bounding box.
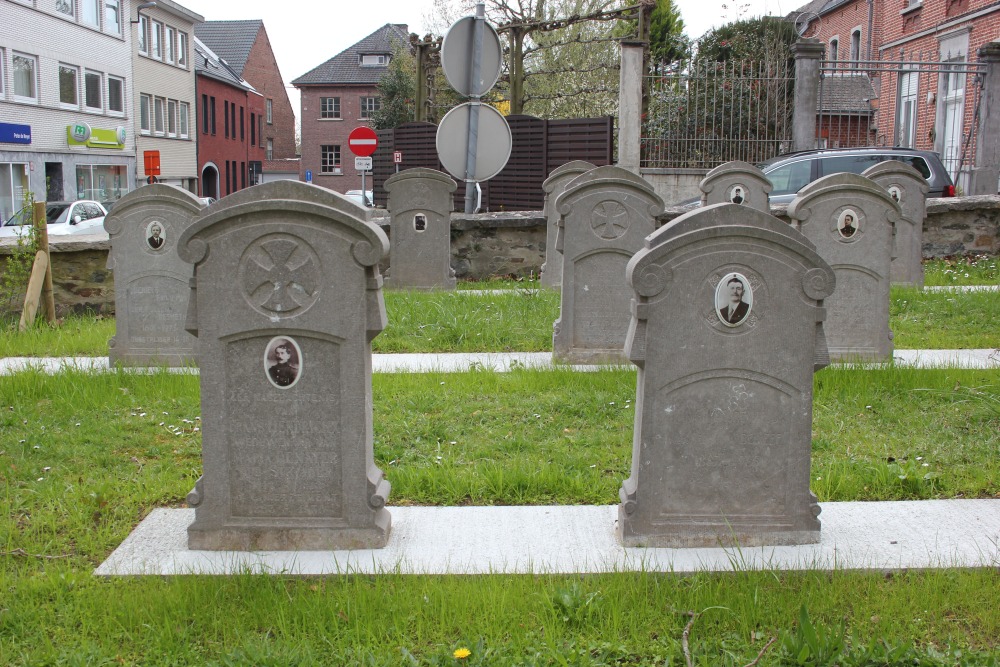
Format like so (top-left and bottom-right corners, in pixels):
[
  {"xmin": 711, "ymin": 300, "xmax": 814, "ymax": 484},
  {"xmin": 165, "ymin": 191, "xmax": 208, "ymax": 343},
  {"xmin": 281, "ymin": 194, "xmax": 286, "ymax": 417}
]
[
  {"xmin": 241, "ymin": 237, "xmax": 320, "ymax": 315},
  {"xmin": 591, "ymin": 200, "xmax": 630, "ymax": 240}
]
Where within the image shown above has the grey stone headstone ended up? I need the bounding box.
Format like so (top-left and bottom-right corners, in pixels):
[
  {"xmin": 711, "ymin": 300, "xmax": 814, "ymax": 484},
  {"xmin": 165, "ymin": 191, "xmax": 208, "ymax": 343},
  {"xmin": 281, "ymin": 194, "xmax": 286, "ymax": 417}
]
[
  {"xmin": 618, "ymin": 203, "xmax": 834, "ymax": 548},
  {"xmin": 699, "ymin": 160, "xmax": 772, "ymax": 213},
  {"xmin": 862, "ymin": 161, "xmax": 929, "ymax": 288},
  {"xmin": 552, "ymin": 166, "xmax": 663, "ymax": 364},
  {"xmin": 178, "ymin": 181, "xmax": 392, "ymax": 551},
  {"xmin": 104, "ymin": 184, "xmax": 204, "ymax": 366},
  {"xmin": 787, "ymin": 173, "xmax": 900, "ymax": 362},
  {"xmin": 540, "ymin": 161, "xmax": 596, "ymax": 288},
  {"xmin": 384, "ymin": 168, "xmax": 458, "ymax": 290}
]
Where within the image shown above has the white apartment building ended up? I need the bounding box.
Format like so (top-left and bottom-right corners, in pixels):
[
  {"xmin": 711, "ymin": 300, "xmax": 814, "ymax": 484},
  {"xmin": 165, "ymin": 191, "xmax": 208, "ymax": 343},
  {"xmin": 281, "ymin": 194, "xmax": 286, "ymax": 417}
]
[
  {"xmin": 0, "ymin": 0, "xmax": 137, "ymax": 220},
  {"xmin": 131, "ymin": 0, "xmax": 202, "ymax": 193}
]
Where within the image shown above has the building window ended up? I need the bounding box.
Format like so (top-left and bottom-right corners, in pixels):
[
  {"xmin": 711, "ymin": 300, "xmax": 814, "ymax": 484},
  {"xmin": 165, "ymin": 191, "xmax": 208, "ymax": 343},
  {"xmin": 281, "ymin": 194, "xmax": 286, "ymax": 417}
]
[
  {"xmin": 154, "ymin": 97, "xmax": 165, "ymax": 134},
  {"xmin": 138, "ymin": 14, "xmax": 149, "ymax": 54},
  {"xmin": 266, "ymin": 139, "xmax": 273, "ymax": 160},
  {"xmin": 230, "ymin": 102, "xmax": 236, "ymax": 140},
  {"xmin": 360, "ymin": 54, "xmax": 388, "ymax": 66},
  {"xmin": 152, "ymin": 21, "xmax": 162, "ymax": 59},
  {"xmin": 56, "ymin": 0, "xmax": 74, "ymax": 17},
  {"xmin": 179, "ymin": 102, "xmax": 189, "ymax": 138},
  {"xmin": 258, "ymin": 116, "xmax": 263, "ymax": 146},
  {"xmin": 76, "ymin": 165, "xmax": 126, "ymax": 201},
  {"xmin": 360, "ymin": 96, "xmax": 380, "ymax": 120},
  {"xmin": 250, "ymin": 112, "xmax": 256, "ymax": 145},
  {"xmin": 897, "ymin": 71, "xmax": 918, "ymax": 148},
  {"xmin": 12, "ymin": 53, "xmax": 38, "ymax": 103},
  {"xmin": 241, "ymin": 161, "xmax": 246, "ymax": 189},
  {"xmin": 321, "ymin": 145, "xmax": 340, "ymax": 173},
  {"xmin": 829, "ymin": 38, "xmax": 838, "ymax": 62},
  {"xmin": 224, "ymin": 100, "xmax": 230, "ymax": 138},
  {"xmin": 84, "ymin": 70, "xmax": 102, "ymax": 111},
  {"xmin": 240, "ymin": 107, "xmax": 245, "ymax": 140},
  {"xmin": 202, "ymin": 94, "xmax": 209, "ymax": 133},
  {"xmin": 850, "ymin": 29, "xmax": 861, "ymax": 66},
  {"xmin": 0, "ymin": 50, "xmax": 5, "ymax": 96},
  {"xmin": 320, "ymin": 96, "xmax": 340, "ymax": 119},
  {"xmin": 105, "ymin": 0, "xmax": 121, "ymax": 35},
  {"xmin": 266, "ymin": 99, "xmax": 273, "ymax": 124},
  {"xmin": 165, "ymin": 27, "xmax": 175, "ymax": 64},
  {"xmin": 210, "ymin": 96, "xmax": 216, "ymax": 135},
  {"xmin": 140, "ymin": 93, "xmax": 151, "ymax": 133},
  {"xmin": 167, "ymin": 99, "xmax": 177, "ymax": 136},
  {"xmin": 177, "ymin": 32, "xmax": 188, "ymax": 67},
  {"xmin": 81, "ymin": 0, "xmax": 99, "ymax": 27},
  {"xmin": 108, "ymin": 75, "xmax": 124, "ymax": 114},
  {"xmin": 59, "ymin": 64, "xmax": 79, "ymax": 107}
]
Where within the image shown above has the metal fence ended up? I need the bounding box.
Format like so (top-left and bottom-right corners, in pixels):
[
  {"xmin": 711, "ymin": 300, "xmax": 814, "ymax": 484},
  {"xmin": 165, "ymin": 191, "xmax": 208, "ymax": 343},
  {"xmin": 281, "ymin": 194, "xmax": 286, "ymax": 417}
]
[
  {"xmin": 641, "ymin": 56, "xmax": 795, "ymax": 169},
  {"xmin": 818, "ymin": 52, "xmax": 985, "ymax": 192}
]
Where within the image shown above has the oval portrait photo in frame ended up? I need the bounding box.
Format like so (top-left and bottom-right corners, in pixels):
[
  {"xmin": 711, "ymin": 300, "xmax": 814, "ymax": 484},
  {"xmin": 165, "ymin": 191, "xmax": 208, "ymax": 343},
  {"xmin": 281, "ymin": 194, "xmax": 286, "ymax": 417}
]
[
  {"xmin": 729, "ymin": 184, "xmax": 747, "ymax": 205},
  {"xmin": 838, "ymin": 209, "xmax": 859, "ymax": 239},
  {"xmin": 888, "ymin": 185, "xmax": 902, "ymax": 204},
  {"xmin": 715, "ymin": 272, "xmax": 753, "ymax": 327},
  {"xmin": 265, "ymin": 336, "xmax": 302, "ymax": 389},
  {"xmin": 145, "ymin": 220, "xmax": 166, "ymax": 250}
]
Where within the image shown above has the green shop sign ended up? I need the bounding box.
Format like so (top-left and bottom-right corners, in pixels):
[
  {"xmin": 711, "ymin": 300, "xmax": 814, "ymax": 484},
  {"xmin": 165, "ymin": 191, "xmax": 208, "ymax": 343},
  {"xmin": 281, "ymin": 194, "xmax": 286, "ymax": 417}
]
[{"xmin": 67, "ymin": 123, "xmax": 126, "ymax": 149}]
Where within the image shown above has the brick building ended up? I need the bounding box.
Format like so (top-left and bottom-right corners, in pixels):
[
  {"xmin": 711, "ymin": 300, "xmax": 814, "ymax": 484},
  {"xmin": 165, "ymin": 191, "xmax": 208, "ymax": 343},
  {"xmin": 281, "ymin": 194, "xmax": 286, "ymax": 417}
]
[
  {"xmin": 193, "ymin": 36, "xmax": 264, "ymax": 199},
  {"xmin": 794, "ymin": 0, "xmax": 1000, "ymax": 191},
  {"xmin": 194, "ymin": 20, "xmax": 297, "ymax": 182},
  {"xmin": 292, "ymin": 24, "xmax": 410, "ymax": 194}
]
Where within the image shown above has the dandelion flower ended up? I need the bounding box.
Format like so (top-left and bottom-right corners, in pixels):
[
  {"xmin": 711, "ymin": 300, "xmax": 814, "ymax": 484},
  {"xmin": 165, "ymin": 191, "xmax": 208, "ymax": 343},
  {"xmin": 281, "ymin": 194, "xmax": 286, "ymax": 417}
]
[{"xmin": 454, "ymin": 647, "xmax": 471, "ymax": 659}]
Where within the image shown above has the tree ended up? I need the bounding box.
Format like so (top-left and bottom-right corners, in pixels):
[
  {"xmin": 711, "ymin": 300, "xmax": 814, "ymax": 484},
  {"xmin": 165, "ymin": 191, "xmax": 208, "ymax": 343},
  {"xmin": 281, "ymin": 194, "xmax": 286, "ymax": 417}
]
[
  {"xmin": 647, "ymin": 0, "xmax": 686, "ymax": 65},
  {"xmin": 371, "ymin": 45, "xmax": 417, "ymax": 130}
]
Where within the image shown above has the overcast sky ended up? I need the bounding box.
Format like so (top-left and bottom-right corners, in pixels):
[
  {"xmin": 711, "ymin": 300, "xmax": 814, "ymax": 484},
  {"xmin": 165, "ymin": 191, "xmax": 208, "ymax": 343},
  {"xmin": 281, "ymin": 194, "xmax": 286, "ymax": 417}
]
[{"xmin": 175, "ymin": 0, "xmax": 788, "ymax": 120}]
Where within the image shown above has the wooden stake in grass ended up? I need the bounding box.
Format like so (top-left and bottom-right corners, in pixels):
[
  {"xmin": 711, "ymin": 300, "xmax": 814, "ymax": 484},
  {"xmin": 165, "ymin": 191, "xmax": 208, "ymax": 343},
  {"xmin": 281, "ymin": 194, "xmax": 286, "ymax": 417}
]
[{"xmin": 18, "ymin": 202, "xmax": 55, "ymax": 331}]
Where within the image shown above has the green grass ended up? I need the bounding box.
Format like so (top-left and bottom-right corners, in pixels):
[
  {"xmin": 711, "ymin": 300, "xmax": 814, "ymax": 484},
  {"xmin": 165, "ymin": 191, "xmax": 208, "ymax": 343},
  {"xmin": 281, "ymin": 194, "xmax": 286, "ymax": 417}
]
[
  {"xmin": 891, "ymin": 287, "xmax": 1000, "ymax": 349},
  {"xmin": 923, "ymin": 255, "xmax": 1000, "ymax": 286},
  {"xmin": 1, "ymin": 364, "xmax": 999, "ymax": 663}
]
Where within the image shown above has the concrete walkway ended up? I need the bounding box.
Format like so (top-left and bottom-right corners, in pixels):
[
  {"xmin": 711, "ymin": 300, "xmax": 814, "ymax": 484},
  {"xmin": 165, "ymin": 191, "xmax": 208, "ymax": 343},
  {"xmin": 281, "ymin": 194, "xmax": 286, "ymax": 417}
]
[
  {"xmin": 3, "ymin": 348, "xmax": 999, "ymax": 376},
  {"xmin": 95, "ymin": 500, "xmax": 1000, "ymax": 576}
]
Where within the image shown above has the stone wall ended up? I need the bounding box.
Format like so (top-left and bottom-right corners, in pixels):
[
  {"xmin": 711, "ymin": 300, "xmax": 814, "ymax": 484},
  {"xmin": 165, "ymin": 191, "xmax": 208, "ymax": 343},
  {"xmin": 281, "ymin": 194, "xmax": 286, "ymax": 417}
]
[{"xmin": 2, "ymin": 196, "xmax": 996, "ymax": 316}]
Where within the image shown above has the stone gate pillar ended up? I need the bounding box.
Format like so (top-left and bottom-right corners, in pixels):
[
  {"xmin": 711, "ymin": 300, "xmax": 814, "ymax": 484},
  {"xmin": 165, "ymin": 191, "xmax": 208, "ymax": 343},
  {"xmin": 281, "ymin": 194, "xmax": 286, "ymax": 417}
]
[
  {"xmin": 792, "ymin": 39, "xmax": 825, "ymax": 153},
  {"xmin": 971, "ymin": 42, "xmax": 1000, "ymax": 196},
  {"xmin": 618, "ymin": 41, "xmax": 645, "ymax": 174}
]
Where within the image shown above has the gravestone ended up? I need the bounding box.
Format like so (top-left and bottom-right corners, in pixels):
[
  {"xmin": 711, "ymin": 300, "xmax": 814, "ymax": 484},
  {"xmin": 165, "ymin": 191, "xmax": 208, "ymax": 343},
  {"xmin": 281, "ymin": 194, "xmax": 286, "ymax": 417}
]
[
  {"xmin": 862, "ymin": 161, "xmax": 929, "ymax": 288},
  {"xmin": 787, "ymin": 173, "xmax": 900, "ymax": 362},
  {"xmin": 104, "ymin": 184, "xmax": 204, "ymax": 366},
  {"xmin": 552, "ymin": 166, "xmax": 663, "ymax": 364},
  {"xmin": 699, "ymin": 160, "xmax": 772, "ymax": 213},
  {"xmin": 178, "ymin": 181, "xmax": 392, "ymax": 550},
  {"xmin": 540, "ymin": 161, "xmax": 595, "ymax": 288},
  {"xmin": 384, "ymin": 168, "xmax": 458, "ymax": 290},
  {"xmin": 618, "ymin": 203, "xmax": 835, "ymax": 548}
]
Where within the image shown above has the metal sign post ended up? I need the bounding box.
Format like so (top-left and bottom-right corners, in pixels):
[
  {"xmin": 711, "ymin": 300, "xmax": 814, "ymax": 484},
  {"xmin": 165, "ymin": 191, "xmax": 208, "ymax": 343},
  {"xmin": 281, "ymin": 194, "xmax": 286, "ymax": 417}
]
[{"xmin": 463, "ymin": 3, "xmax": 486, "ymax": 214}]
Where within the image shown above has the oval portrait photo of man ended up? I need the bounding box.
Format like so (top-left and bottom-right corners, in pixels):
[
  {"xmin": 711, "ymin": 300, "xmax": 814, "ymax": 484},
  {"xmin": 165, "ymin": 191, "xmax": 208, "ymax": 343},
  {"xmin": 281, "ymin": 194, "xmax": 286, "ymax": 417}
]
[
  {"xmin": 838, "ymin": 209, "xmax": 859, "ymax": 239},
  {"xmin": 146, "ymin": 220, "xmax": 166, "ymax": 251},
  {"xmin": 264, "ymin": 336, "xmax": 302, "ymax": 389},
  {"xmin": 715, "ymin": 272, "xmax": 753, "ymax": 327}
]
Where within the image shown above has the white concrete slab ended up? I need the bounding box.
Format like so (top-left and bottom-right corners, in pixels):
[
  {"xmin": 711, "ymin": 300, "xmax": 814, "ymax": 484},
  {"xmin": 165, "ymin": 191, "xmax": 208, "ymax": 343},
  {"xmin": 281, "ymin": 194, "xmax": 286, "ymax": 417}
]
[
  {"xmin": 95, "ymin": 500, "xmax": 1000, "ymax": 576},
  {"xmin": 925, "ymin": 285, "xmax": 999, "ymax": 292},
  {"xmin": 891, "ymin": 348, "xmax": 1000, "ymax": 368}
]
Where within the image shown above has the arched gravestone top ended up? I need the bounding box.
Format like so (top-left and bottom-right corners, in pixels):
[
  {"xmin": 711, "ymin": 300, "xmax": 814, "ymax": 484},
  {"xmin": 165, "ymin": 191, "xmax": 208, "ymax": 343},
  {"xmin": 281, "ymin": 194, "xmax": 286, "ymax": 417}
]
[
  {"xmin": 540, "ymin": 161, "xmax": 595, "ymax": 289},
  {"xmin": 786, "ymin": 172, "xmax": 901, "ymax": 362},
  {"xmin": 385, "ymin": 167, "xmax": 458, "ymax": 197},
  {"xmin": 618, "ymin": 202, "xmax": 834, "ymax": 548},
  {"xmin": 862, "ymin": 161, "xmax": 929, "ymax": 288},
  {"xmin": 699, "ymin": 160, "xmax": 773, "ymax": 213},
  {"xmin": 556, "ymin": 165, "xmax": 661, "ymax": 218},
  {"xmin": 103, "ymin": 183, "xmax": 205, "ymax": 367},
  {"xmin": 179, "ymin": 181, "xmax": 388, "ymax": 268}
]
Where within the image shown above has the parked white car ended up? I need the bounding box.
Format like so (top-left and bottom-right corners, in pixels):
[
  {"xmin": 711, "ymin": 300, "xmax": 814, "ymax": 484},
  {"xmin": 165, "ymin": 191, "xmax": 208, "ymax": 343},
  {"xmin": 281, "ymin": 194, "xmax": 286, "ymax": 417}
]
[
  {"xmin": 0, "ymin": 200, "xmax": 108, "ymax": 239},
  {"xmin": 344, "ymin": 190, "xmax": 374, "ymax": 207}
]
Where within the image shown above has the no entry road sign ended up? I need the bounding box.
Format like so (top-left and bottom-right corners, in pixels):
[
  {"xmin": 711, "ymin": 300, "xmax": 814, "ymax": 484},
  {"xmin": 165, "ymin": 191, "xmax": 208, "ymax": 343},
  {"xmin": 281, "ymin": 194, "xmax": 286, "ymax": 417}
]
[{"xmin": 348, "ymin": 126, "xmax": 378, "ymax": 157}]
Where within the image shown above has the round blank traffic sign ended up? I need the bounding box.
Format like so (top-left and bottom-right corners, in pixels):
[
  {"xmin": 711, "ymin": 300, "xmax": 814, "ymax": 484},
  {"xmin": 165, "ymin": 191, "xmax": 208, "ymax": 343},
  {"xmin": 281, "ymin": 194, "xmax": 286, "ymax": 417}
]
[
  {"xmin": 441, "ymin": 16, "xmax": 503, "ymax": 98},
  {"xmin": 436, "ymin": 102, "xmax": 512, "ymax": 183}
]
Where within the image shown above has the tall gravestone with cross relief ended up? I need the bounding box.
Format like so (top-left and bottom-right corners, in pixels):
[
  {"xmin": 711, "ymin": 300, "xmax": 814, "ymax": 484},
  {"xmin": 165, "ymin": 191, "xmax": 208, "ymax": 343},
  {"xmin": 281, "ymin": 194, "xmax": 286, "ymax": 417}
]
[
  {"xmin": 178, "ymin": 181, "xmax": 392, "ymax": 550},
  {"xmin": 617, "ymin": 203, "xmax": 835, "ymax": 548},
  {"xmin": 552, "ymin": 166, "xmax": 663, "ymax": 364},
  {"xmin": 699, "ymin": 160, "xmax": 773, "ymax": 213},
  {"xmin": 862, "ymin": 161, "xmax": 929, "ymax": 288},
  {"xmin": 384, "ymin": 167, "xmax": 457, "ymax": 290},
  {"xmin": 104, "ymin": 184, "xmax": 205, "ymax": 366},
  {"xmin": 540, "ymin": 161, "xmax": 595, "ymax": 288},
  {"xmin": 787, "ymin": 172, "xmax": 900, "ymax": 362}
]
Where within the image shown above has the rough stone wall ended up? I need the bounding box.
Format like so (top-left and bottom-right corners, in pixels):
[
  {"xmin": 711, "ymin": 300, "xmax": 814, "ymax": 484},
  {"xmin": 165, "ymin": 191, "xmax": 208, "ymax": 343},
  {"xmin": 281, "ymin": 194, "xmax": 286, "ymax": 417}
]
[{"xmin": 3, "ymin": 198, "xmax": 996, "ymax": 316}]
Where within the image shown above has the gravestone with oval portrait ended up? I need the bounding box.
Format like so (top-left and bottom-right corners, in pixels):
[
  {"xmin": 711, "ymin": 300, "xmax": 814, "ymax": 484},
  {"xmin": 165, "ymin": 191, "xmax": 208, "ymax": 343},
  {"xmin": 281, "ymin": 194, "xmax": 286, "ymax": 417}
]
[
  {"xmin": 787, "ymin": 173, "xmax": 900, "ymax": 362},
  {"xmin": 699, "ymin": 160, "xmax": 772, "ymax": 213},
  {"xmin": 103, "ymin": 184, "xmax": 205, "ymax": 366},
  {"xmin": 178, "ymin": 181, "xmax": 392, "ymax": 551},
  {"xmin": 862, "ymin": 161, "xmax": 929, "ymax": 288},
  {"xmin": 552, "ymin": 166, "xmax": 663, "ymax": 364},
  {"xmin": 617, "ymin": 203, "xmax": 835, "ymax": 548},
  {"xmin": 540, "ymin": 161, "xmax": 596, "ymax": 288},
  {"xmin": 384, "ymin": 168, "xmax": 458, "ymax": 290}
]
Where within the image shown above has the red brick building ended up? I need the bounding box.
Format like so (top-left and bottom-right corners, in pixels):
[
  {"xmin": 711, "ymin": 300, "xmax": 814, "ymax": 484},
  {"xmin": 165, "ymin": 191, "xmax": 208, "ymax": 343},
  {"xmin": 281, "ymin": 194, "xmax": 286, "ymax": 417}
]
[
  {"xmin": 193, "ymin": 36, "xmax": 265, "ymax": 199},
  {"xmin": 292, "ymin": 24, "xmax": 410, "ymax": 194},
  {"xmin": 194, "ymin": 20, "xmax": 298, "ymax": 181},
  {"xmin": 794, "ymin": 0, "xmax": 1000, "ymax": 191}
]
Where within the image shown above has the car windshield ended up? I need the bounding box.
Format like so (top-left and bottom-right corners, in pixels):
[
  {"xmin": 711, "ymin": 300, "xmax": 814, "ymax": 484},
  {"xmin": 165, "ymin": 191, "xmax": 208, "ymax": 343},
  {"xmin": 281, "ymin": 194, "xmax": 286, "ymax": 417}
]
[
  {"xmin": 3, "ymin": 207, "xmax": 32, "ymax": 227},
  {"xmin": 47, "ymin": 204, "xmax": 71, "ymax": 224}
]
